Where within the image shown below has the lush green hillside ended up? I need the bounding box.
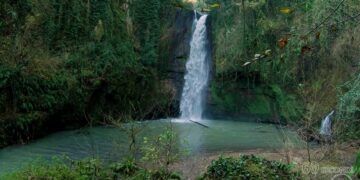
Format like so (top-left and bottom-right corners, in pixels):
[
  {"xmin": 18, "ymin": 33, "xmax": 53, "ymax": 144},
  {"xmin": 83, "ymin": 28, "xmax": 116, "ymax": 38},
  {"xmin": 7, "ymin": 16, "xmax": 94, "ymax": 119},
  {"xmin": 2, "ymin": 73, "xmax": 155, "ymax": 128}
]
[
  {"xmin": 0, "ymin": 0, "xmax": 359, "ymax": 147},
  {"xmin": 0, "ymin": 0, "xmax": 184, "ymax": 147},
  {"xmin": 0, "ymin": 1, "xmax": 359, "ymax": 179},
  {"xmin": 206, "ymin": 0, "xmax": 360, "ymax": 140}
]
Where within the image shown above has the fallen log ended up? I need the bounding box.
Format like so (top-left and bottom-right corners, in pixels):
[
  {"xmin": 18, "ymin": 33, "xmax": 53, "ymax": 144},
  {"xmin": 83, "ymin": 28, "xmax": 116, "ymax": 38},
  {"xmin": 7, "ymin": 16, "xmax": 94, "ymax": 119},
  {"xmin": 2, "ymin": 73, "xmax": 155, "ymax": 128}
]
[{"xmin": 189, "ymin": 119, "xmax": 209, "ymax": 128}]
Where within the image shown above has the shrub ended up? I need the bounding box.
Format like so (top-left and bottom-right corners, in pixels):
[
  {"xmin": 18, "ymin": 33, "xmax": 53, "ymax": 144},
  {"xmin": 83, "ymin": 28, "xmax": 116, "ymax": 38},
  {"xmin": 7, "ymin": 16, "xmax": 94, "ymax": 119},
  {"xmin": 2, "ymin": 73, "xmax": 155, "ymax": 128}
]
[
  {"xmin": 1, "ymin": 157, "xmax": 182, "ymax": 180},
  {"xmin": 111, "ymin": 159, "xmax": 140, "ymax": 176},
  {"xmin": 1, "ymin": 157, "xmax": 120, "ymax": 180},
  {"xmin": 0, "ymin": 112, "xmax": 46, "ymax": 147},
  {"xmin": 149, "ymin": 169, "xmax": 181, "ymax": 180},
  {"xmin": 141, "ymin": 125, "xmax": 188, "ymax": 170},
  {"xmin": 2, "ymin": 158, "xmax": 84, "ymax": 180},
  {"xmin": 335, "ymin": 74, "xmax": 360, "ymax": 140},
  {"xmin": 352, "ymin": 151, "xmax": 360, "ymax": 178},
  {"xmin": 200, "ymin": 155, "xmax": 301, "ymax": 180}
]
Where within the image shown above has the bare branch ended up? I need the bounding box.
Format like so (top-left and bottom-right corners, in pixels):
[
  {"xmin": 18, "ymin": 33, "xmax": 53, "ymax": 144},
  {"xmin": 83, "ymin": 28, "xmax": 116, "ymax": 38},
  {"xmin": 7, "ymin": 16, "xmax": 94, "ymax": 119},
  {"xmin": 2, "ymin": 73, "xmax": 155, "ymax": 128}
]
[{"xmin": 306, "ymin": 0, "xmax": 346, "ymax": 36}]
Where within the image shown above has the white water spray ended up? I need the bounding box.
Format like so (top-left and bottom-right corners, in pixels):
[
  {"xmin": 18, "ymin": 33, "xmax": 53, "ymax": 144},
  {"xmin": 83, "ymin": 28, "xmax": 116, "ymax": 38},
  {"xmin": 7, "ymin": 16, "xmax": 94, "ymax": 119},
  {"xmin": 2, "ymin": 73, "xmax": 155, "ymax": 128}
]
[
  {"xmin": 320, "ymin": 110, "xmax": 334, "ymax": 136},
  {"xmin": 180, "ymin": 12, "xmax": 210, "ymax": 120}
]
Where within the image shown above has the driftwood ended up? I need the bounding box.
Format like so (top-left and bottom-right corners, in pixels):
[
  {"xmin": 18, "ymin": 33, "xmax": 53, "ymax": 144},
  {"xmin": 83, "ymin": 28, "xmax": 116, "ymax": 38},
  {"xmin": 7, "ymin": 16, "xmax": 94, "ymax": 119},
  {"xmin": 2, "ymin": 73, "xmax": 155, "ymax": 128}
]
[{"xmin": 189, "ymin": 119, "xmax": 209, "ymax": 128}]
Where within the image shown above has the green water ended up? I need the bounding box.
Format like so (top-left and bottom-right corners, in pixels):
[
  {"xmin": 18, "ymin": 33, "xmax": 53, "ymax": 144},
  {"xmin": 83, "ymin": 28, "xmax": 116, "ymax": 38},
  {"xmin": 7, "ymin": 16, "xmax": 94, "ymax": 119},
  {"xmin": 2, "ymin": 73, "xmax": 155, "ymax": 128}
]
[{"xmin": 0, "ymin": 119, "xmax": 304, "ymax": 174}]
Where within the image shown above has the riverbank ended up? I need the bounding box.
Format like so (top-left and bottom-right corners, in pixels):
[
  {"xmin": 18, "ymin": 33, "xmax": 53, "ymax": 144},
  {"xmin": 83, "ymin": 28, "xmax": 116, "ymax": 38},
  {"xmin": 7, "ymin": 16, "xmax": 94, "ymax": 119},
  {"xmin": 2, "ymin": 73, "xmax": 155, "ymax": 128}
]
[
  {"xmin": 171, "ymin": 144, "xmax": 359, "ymax": 179},
  {"xmin": 2, "ymin": 144, "xmax": 357, "ymax": 179}
]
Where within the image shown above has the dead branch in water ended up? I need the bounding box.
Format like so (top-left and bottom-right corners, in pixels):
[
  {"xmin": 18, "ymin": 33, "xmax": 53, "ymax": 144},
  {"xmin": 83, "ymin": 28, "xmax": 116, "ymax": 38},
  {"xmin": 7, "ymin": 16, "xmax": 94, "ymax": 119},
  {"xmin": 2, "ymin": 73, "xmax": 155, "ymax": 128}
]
[{"xmin": 189, "ymin": 119, "xmax": 210, "ymax": 128}]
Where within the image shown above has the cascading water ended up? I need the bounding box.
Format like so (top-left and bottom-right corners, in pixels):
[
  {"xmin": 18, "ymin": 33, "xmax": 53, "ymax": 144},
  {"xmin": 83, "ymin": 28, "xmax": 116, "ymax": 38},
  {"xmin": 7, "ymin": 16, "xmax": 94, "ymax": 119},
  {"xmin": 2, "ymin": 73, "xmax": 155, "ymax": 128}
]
[
  {"xmin": 320, "ymin": 110, "xmax": 334, "ymax": 136},
  {"xmin": 180, "ymin": 12, "xmax": 210, "ymax": 120}
]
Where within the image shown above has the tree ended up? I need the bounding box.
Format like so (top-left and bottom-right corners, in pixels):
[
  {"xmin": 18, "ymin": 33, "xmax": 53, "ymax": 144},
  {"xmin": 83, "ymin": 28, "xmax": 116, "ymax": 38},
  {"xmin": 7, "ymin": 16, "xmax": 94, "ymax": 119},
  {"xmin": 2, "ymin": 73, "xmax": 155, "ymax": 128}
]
[{"xmin": 131, "ymin": 0, "xmax": 161, "ymax": 67}]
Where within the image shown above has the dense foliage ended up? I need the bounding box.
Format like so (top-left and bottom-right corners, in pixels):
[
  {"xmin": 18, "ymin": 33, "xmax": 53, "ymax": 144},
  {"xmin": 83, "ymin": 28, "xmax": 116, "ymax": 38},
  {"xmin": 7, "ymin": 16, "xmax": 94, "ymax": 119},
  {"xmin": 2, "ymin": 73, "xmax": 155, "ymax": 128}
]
[
  {"xmin": 0, "ymin": 0, "xmax": 181, "ymax": 147},
  {"xmin": 206, "ymin": 0, "xmax": 360, "ymax": 140},
  {"xmin": 336, "ymin": 74, "xmax": 360, "ymax": 139},
  {"xmin": 2, "ymin": 155, "xmax": 303, "ymax": 180},
  {"xmin": 200, "ymin": 155, "xmax": 301, "ymax": 179},
  {"xmin": 0, "ymin": 0, "xmax": 359, "ymax": 147},
  {"xmin": 354, "ymin": 152, "xmax": 360, "ymax": 178},
  {"xmin": 1, "ymin": 158, "xmax": 181, "ymax": 180}
]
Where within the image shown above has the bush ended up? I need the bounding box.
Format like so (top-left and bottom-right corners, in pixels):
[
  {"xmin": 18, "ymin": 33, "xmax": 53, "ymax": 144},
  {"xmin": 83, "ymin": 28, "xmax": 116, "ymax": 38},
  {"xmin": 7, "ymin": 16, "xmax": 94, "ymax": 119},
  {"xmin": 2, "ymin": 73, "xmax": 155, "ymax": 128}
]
[
  {"xmin": 352, "ymin": 152, "xmax": 360, "ymax": 178},
  {"xmin": 335, "ymin": 74, "xmax": 360, "ymax": 140},
  {"xmin": 149, "ymin": 169, "xmax": 181, "ymax": 180},
  {"xmin": 200, "ymin": 155, "xmax": 301, "ymax": 180},
  {"xmin": 141, "ymin": 125, "xmax": 189, "ymax": 172},
  {"xmin": 2, "ymin": 157, "xmax": 128, "ymax": 180},
  {"xmin": 2, "ymin": 159, "xmax": 83, "ymax": 179},
  {"xmin": 0, "ymin": 112, "xmax": 46, "ymax": 147},
  {"xmin": 1, "ymin": 157, "xmax": 182, "ymax": 180}
]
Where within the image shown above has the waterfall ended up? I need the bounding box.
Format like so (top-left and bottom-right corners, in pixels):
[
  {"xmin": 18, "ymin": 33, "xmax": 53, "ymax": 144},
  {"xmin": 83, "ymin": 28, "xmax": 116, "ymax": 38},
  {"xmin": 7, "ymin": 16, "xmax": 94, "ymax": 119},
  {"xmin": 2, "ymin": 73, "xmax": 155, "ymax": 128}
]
[
  {"xmin": 320, "ymin": 110, "xmax": 335, "ymax": 136},
  {"xmin": 180, "ymin": 12, "xmax": 210, "ymax": 120}
]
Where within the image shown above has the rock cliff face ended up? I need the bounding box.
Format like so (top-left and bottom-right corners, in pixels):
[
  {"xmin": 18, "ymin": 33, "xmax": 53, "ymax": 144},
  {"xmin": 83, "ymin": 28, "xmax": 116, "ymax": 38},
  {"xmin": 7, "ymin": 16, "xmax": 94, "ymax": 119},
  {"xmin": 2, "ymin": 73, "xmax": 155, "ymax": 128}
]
[{"xmin": 167, "ymin": 9, "xmax": 194, "ymax": 101}]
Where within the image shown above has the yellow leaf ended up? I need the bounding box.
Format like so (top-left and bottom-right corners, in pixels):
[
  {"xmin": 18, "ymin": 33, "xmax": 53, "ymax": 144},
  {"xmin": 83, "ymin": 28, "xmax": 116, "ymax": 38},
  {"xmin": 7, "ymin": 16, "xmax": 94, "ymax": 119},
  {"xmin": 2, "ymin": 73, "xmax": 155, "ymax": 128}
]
[
  {"xmin": 210, "ymin": 3, "xmax": 221, "ymax": 9},
  {"xmin": 279, "ymin": 7, "xmax": 293, "ymax": 14}
]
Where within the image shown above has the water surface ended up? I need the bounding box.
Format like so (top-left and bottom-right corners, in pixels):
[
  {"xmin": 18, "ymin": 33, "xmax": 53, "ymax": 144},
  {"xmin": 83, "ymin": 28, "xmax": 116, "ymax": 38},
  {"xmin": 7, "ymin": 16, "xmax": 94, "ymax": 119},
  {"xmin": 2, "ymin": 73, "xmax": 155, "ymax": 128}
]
[{"xmin": 0, "ymin": 119, "xmax": 304, "ymax": 174}]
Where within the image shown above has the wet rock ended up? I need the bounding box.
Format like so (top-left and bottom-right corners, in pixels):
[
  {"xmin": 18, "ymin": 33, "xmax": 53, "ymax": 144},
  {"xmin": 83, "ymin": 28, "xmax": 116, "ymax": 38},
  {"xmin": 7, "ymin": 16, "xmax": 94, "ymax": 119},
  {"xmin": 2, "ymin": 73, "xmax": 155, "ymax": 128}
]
[{"xmin": 167, "ymin": 9, "xmax": 195, "ymax": 101}]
